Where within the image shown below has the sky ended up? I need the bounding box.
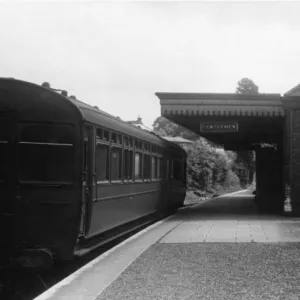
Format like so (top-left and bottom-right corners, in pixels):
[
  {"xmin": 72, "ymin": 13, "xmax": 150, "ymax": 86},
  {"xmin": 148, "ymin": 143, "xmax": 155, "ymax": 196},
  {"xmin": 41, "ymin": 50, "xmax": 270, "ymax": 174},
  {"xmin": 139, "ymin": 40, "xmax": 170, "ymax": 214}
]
[{"xmin": 0, "ymin": 1, "xmax": 300, "ymax": 127}]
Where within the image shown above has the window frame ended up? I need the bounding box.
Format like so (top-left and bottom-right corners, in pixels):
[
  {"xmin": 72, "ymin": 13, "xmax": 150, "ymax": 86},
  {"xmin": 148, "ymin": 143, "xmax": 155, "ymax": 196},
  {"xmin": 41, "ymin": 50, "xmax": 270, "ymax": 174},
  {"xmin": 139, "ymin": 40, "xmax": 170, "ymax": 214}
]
[
  {"xmin": 110, "ymin": 146, "xmax": 122, "ymax": 182},
  {"xmin": 95, "ymin": 140, "xmax": 110, "ymax": 183},
  {"xmin": 134, "ymin": 139, "xmax": 143, "ymax": 182},
  {"xmin": 124, "ymin": 135, "xmax": 134, "ymax": 183},
  {"xmin": 95, "ymin": 128, "xmax": 111, "ymax": 184},
  {"xmin": 17, "ymin": 123, "xmax": 76, "ymax": 184},
  {"xmin": 92, "ymin": 125, "xmax": 171, "ymax": 185}
]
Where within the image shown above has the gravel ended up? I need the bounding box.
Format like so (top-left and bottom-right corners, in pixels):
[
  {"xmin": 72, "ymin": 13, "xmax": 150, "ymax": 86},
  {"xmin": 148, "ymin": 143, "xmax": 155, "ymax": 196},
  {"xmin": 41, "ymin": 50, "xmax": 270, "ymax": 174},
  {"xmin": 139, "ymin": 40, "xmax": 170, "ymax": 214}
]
[{"xmin": 96, "ymin": 243, "xmax": 300, "ymax": 300}]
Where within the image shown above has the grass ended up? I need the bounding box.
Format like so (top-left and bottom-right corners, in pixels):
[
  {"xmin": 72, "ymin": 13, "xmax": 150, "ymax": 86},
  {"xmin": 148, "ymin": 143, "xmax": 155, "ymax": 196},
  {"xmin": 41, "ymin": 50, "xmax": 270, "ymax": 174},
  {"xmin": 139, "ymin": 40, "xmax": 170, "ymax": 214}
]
[
  {"xmin": 184, "ymin": 190, "xmax": 208, "ymax": 206},
  {"xmin": 184, "ymin": 181, "xmax": 248, "ymax": 207}
]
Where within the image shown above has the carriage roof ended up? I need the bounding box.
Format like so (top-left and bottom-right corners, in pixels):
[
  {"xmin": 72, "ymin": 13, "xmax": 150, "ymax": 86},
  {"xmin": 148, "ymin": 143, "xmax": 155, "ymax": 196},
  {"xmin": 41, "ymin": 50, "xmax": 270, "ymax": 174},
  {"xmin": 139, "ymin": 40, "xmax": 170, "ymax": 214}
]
[{"xmin": 0, "ymin": 78, "xmax": 186, "ymax": 156}]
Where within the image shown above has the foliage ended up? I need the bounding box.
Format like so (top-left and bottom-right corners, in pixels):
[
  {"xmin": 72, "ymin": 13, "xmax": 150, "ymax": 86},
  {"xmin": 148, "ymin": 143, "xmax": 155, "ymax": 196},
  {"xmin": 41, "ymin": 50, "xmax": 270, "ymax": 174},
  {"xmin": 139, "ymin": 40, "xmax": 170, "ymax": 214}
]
[
  {"xmin": 236, "ymin": 78, "xmax": 259, "ymax": 95},
  {"xmin": 185, "ymin": 142, "xmax": 245, "ymax": 195},
  {"xmin": 185, "ymin": 138, "xmax": 214, "ymax": 191},
  {"xmin": 233, "ymin": 150, "xmax": 255, "ymax": 188},
  {"xmin": 152, "ymin": 117, "xmax": 199, "ymax": 140}
]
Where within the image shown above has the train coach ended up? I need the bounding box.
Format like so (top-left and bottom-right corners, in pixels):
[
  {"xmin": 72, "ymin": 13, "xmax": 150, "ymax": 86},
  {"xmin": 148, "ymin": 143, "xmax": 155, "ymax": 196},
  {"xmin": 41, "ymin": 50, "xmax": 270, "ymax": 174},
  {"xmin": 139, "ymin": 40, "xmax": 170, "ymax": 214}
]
[{"xmin": 0, "ymin": 78, "xmax": 187, "ymax": 270}]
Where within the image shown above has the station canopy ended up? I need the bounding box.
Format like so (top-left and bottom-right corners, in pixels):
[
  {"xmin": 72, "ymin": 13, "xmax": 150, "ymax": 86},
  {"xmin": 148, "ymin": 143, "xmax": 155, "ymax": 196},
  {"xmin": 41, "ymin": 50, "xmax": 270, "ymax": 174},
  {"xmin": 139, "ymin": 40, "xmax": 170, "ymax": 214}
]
[{"xmin": 155, "ymin": 93, "xmax": 286, "ymax": 150}]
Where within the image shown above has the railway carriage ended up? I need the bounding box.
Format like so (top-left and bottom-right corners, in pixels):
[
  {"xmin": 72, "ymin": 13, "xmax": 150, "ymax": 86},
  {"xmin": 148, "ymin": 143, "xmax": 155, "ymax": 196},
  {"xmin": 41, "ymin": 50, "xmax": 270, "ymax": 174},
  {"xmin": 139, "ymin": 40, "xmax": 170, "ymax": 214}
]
[{"xmin": 0, "ymin": 78, "xmax": 186, "ymax": 270}]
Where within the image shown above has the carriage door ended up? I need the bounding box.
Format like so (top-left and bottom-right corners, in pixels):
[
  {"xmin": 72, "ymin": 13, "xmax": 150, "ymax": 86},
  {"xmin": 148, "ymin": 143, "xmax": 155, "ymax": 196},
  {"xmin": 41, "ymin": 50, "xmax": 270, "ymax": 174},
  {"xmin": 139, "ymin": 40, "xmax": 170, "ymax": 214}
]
[{"xmin": 81, "ymin": 125, "xmax": 96, "ymax": 237}]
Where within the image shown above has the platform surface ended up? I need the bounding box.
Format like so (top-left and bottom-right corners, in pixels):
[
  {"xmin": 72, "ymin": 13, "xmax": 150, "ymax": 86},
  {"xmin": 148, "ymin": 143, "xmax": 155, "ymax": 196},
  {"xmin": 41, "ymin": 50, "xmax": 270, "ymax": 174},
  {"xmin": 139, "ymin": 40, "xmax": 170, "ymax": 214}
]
[
  {"xmin": 160, "ymin": 191, "xmax": 300, "ymax": 243},
  {"xmin": 36, "ymin": 190, "xmax": 300, "ymax": 300}
]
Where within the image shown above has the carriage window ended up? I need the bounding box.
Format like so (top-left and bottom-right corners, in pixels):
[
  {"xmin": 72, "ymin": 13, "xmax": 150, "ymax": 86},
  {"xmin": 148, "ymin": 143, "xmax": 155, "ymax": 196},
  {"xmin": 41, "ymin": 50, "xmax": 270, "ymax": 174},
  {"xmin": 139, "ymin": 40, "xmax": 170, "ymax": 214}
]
[
  {"xmin": 111, "ymin": 147, "xmax": 122, "ymax": 181},
  {"xmin": 96, "ymin": 144, "xmax": 109, "ymax": 181},
  {"xmin": 19, "ymin": 124, "xmax": 74, "ymax": 182},
  {"xmin": 143, "ymin": 154, "xmax": 151, "ymax": 180},
  {"xmin": 20, "ymin": 124, "xmax": 74, "ymax": 144},
  {"xmin": 103, "ymin": 130, "xmax": 109, "ymax": 141},
  {"xmin": 157, "ymin": 158, "xmax": 161, "ymax": 180},
  {"xmin": 124, "ymin": 149, "xmax": 133, "ymax": 180},
  {"xmin": 143, "ymin": 154, "xmax": 147, "ymax": 180},
  {"xmin": 134, "ymin": 153, "xmax": 142, "ymax": 180},
  {"xmin": 124, "ymin": 136, "xmax": 129, "ymax": 146},
  {"xmin": 112, "ymin": 133, "xmax": 117, "ymax": 143},
  {"xmin": 96, "ymin": 128, "xmax": 103, "ymax": 139},
  {"xmin": 151, "ymin": 156, "xmax": 157, "ymax": 180},
  {"xmin": 117, "ymin": 135, "xmax": 122, "ymax": 144},
  {"xmin": 19, "ymin": 143, "xmax": 74, "ymax": 182}
]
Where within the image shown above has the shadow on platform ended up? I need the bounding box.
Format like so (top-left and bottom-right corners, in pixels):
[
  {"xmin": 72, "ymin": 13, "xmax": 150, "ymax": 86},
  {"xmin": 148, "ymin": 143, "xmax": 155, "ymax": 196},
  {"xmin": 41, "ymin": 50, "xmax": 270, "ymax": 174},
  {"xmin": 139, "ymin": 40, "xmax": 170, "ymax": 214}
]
[{"xmin": 178, "ymin": 190, "xmax": 282, "ymax": 221}]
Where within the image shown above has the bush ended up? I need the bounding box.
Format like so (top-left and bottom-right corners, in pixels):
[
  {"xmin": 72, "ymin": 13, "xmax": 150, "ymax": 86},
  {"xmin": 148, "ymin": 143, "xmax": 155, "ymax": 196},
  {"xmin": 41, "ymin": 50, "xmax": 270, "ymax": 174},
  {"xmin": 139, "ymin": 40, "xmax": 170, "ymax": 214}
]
[{"xmin": 184, "ymin": 138, "xmax": 252, "ymax": 200}]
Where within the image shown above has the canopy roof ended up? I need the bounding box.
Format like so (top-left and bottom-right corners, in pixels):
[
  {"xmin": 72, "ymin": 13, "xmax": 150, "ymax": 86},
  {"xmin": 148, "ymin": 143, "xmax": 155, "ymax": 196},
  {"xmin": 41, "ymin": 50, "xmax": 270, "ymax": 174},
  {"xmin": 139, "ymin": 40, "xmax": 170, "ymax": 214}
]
[{"xmin": 156, "ymin": 92, "xmax": 288, "ymax": 150}]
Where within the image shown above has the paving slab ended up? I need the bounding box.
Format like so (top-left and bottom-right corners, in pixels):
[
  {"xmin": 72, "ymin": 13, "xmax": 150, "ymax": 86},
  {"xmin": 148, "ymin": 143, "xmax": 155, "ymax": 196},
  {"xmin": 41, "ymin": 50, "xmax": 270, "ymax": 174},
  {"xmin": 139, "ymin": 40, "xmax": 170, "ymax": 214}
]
[{"xmin": 160, "ymin": 190, "xmax": 300, "ymax": 243}]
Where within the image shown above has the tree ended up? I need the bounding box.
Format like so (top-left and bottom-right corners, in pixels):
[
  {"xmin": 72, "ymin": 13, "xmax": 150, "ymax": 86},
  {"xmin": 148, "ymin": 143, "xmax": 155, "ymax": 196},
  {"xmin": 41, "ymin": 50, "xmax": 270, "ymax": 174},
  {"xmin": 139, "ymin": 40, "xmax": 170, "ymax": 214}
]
[
  {"xmin": 236, "ymin": 78, "xmax": 259, "ymax": 95},
  {"xmin": 152, "ymin": 117, "xmax": 180, "ymax": 137}
]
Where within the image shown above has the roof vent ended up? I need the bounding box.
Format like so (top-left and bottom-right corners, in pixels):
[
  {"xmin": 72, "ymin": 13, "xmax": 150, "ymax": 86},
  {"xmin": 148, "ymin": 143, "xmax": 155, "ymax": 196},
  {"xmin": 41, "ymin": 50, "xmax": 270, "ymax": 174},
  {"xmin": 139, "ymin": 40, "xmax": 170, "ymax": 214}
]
[{"xmin": 41, "ymin": 82, "xmax": 51, "ymax": 88}]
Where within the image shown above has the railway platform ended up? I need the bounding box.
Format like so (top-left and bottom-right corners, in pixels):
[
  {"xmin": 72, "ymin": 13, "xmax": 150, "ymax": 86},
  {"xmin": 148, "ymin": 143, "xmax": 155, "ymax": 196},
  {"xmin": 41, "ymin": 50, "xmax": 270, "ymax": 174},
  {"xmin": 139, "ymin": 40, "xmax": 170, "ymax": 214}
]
[{"xmin": 35, "ymin": 190, "xmax": 300, "ymax": 300}]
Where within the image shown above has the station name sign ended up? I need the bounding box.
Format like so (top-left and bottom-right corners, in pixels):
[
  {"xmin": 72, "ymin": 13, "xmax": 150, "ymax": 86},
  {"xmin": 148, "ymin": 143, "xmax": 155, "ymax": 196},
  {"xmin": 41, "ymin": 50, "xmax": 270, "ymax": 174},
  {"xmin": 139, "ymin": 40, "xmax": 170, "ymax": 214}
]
[{"xmin": 200, "ymin": 121, "xmax": 238, "ymax": 133}]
